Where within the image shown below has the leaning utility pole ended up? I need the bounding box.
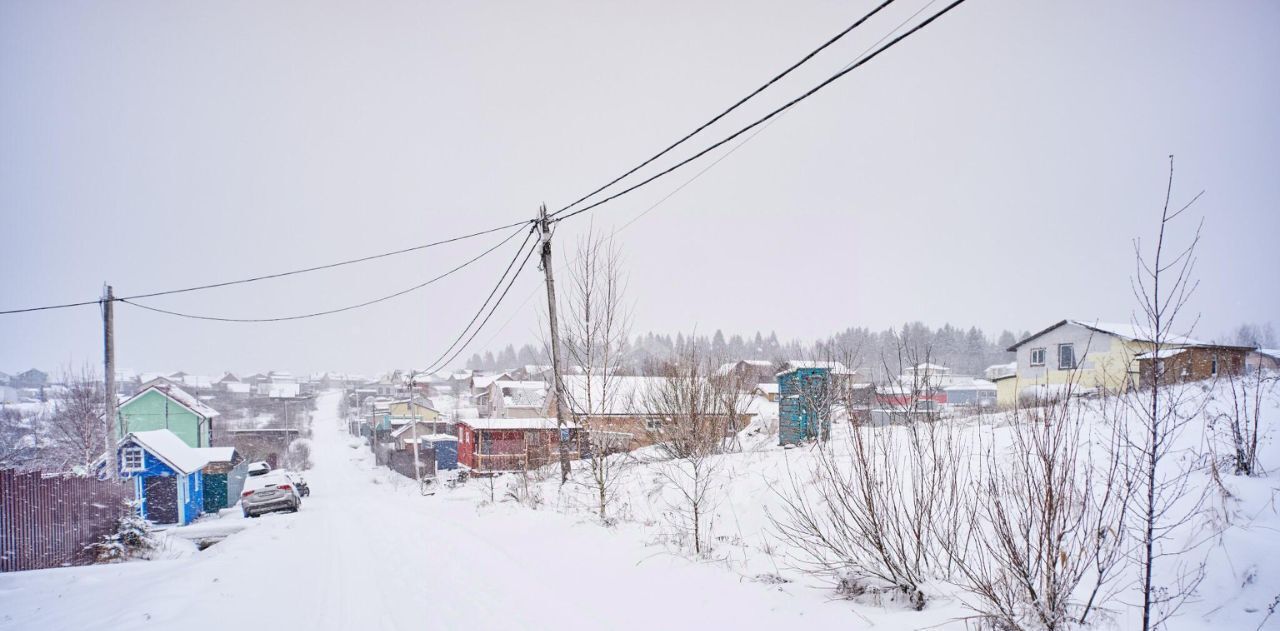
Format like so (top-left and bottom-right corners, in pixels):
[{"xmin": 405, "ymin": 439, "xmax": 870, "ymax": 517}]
[
  {"xmin": 537, "ymin": 205, "xmax": 572, "ymax": 484},
  {"xmin": 102, "ymin": 285, "xmax": 119, "ymax": 481}
]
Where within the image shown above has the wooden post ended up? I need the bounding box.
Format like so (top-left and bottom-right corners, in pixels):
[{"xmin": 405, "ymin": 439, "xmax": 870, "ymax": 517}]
[
  {"xmin": 537, "ymin": 205, "xmax": 572, "ymax": 484},
  {"xmin": 102, "ymin": 285, "xmax": 119, "ymax": 482}
]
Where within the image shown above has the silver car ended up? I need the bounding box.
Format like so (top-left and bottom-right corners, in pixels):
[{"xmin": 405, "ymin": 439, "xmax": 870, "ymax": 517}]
[{"xmin": 240, "ymin": 472, "xmax": 301, "ymax": 518}]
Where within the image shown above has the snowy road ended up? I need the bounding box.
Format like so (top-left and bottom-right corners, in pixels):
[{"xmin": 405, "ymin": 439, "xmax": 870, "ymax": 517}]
[{"xmin": 0, "ymin": 391, "xmax": 858, "ymax": 631}]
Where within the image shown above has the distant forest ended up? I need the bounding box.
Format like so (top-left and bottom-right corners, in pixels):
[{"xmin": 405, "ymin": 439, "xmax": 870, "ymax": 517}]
[
  {"xmin": 464, "ymin": 321, "xmax": 1278, "ymax": 380},
  {"xmin": 465, "ymin": 322, "xmax": 1034, "ymax": 380}
]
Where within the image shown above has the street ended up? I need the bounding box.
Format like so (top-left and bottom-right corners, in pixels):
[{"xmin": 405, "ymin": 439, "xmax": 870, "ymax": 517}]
[{"xmin": 0, "ymin": 390, "xmax": 854, "ymax": 631}]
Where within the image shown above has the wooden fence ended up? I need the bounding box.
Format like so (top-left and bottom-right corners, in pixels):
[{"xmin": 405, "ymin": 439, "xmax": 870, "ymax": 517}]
[{"xmin": 0, "ymin": 469, "xmax": 132, "ymax": 572}]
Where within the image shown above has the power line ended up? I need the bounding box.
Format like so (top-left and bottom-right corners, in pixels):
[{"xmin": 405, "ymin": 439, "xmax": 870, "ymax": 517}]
[
  {"xmin": 118, "ymin": 224, "xmax": 530, "ymax": 323},
  {"xmin": 421, "ymin": 235, "xmax": 540, "ymax": 375},
  {"xmin": 0, "ymin": 218, "xmax": 533, "ymax": 316},
  {"xmin": 418, "ymin": 224, "xmax": 539, "ymax": 373},
  {"xmin": 552, "ymin": 0, "xmax": 897, "ymax": 218},
  {"xmin": 472, "ymin": 0, "xmax": 945, "ymax": 352},
  {"xmin": 551, "ymin": 0, "xmax": 969, "ymax": 224}
]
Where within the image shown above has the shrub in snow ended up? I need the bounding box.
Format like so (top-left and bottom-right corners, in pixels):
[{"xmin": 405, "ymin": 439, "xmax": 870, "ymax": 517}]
[
  {"xmin": 88, "ymin": 501, "xmax": 156, "ymax": 564},
  {"xmin": 287, "ymin": 438, "xmax": 313, "ymax": 470}
]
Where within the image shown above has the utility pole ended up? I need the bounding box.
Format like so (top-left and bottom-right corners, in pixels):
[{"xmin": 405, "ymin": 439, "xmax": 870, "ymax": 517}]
[
  {"xmin": 408, "ymin": 373, "xmax": 422, "ymax": 486},
  {"xmin": 537, "ymin": 205, "xmax": 572, "ymax": 484},
  {"xmin": 102, "ymin": 285, "xmax": 119, "ymax": 482}
]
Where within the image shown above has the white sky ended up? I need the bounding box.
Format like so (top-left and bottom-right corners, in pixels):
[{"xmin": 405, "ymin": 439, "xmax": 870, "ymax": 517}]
[{"xmin": 2, "ymin": 0, "xmax": 1277, "ymax": 376}]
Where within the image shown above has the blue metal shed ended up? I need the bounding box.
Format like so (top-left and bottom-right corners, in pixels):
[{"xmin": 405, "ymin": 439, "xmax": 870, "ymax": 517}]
[
  {"xmin": 422, "ymin": 435, "xmax": 459, "ymax": 470},
  {"xmin": 778, "ymin": 367, "xmax": 833, "ymax": 446}
]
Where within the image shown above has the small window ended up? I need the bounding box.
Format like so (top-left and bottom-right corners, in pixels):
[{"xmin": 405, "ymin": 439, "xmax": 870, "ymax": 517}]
[
  {"xmin": 645, "ymin": 418, "xmax": 662, "ymax": 432},
  {"xmin": 1211, "ymin": 358, "xmax": 1218, "ymax": 376},
  {"xmin": 1058, "ymin": 344, "xmax": 1076, "ymax": 370},
  {"xmin": 1030, "ymin": 348, "xmax": 1046, "ymax": 367},
  {"xmin": 121, "ymin": 447, "xmax": 144, "ymax": 472}
]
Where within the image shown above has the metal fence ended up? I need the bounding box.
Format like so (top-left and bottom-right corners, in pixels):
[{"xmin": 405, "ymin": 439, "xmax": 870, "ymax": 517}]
[{"xmin": 0, "ymin": 469, "xmax": 132, "ymax": 572}]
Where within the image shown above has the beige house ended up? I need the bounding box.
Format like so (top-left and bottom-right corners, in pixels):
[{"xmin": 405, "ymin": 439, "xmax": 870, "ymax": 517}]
[{"xmin": 1000, "ymin": 319, "xmax": 1208, "ymax": 406}]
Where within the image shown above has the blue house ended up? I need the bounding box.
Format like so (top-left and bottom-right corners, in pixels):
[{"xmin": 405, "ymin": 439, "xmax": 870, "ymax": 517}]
[{"xmin": 116, "ymin": 430, "xmax": 212, "ymax": 525}]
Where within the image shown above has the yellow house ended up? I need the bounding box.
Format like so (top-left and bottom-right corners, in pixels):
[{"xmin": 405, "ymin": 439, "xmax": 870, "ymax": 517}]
[
  {"xmin": 387, "ymin": 398, "xmax": 441, "ymax": 422},
  {"xmin": 999, "ymin": 319, "xmax": 1201, "ymax": 407}
]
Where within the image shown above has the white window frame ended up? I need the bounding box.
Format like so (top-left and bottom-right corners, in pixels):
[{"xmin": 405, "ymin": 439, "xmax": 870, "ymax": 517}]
[
  {"xmin": 1058, "ymin": 344, "xmax": 1076, "ymax": 370},
  {"xmin": 1029, "ymin": 348, "xmax": 1046, "ymax": 367},
  {"xmin": 121, "ymin": 447, "xmax": 145, "ymax": 472}
]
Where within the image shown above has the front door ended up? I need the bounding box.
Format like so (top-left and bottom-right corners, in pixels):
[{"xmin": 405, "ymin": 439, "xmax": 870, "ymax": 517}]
[{"xmin": 144, "ymin": 476, "xmax": 179, "ymax": 524}]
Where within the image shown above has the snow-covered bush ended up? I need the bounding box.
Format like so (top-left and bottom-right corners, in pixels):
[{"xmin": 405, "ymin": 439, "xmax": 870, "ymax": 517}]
[
  {"xmin": 88, "ymin": 501, "xmax": 156, "ymax": 564},
  {"xmin": 287, "ymin": 438, "xmax": 313, "ymax": 470}
]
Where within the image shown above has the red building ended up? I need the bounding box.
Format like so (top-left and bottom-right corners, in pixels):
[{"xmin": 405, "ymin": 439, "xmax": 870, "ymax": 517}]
[{"xmin": 457, "ymin": 417, "xmax": 580, "ymax": 473}]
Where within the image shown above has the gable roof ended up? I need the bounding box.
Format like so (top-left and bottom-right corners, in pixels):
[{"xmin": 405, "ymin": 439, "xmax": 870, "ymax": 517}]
[
  {"xmin": 390, "ymin": 420, "xmax": 442, "ymax": 438},
  {"xmin": 461, "ymin": 417, "xmax": 578, "ymax": 431},
  {"xmin": 124, "ymin": 382, "xmax": 221, "ymax": 418},
  {"xmin": 194, "ymin": 446, "xmax": 238, "ymax": 463},
  {"xmin": 1007, "ymin": 319, "xmax": 1208, "ymax": 352},
  {"xmin": 122, "ymin": 429, "xmax": 210, "ymax": 474},
  {"xmin": 714, "ymin": 360, "xmax": 774, "ymax": 376}
]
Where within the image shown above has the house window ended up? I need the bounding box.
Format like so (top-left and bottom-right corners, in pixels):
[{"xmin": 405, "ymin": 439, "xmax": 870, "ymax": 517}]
[
  {"xmin": 1030, "ymin": 348, "xmax": 1046, "ymax": 367},
  {"xmin": 1058, "ymin": 344, "xmax": 1076, "ymax": 370},
  {"xmin": 122, "ymin": 447, "xmax": 144, "ymax": 472},
  {"xmin": 1211, "ymin": 358, "xmax": 1218, "ymax": 376},
  {"xmin": 645, "ymin": 418, "xmax": 662, "ymax": 432}
]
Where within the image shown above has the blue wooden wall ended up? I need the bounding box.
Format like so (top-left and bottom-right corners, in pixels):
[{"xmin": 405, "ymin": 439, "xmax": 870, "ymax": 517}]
[{"xmin": 778, "ymin": 368, "xmax": 832, "ymax": 445}]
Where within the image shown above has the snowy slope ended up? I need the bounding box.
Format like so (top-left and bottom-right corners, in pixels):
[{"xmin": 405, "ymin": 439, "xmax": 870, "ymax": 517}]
[{"xmin": 0, "ymin": 391, "xmax": 877, "ymax": 631}]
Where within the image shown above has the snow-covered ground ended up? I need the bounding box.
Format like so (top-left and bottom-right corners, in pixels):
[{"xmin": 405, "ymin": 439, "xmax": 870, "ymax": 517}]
[
  {"xmin": 0, "ymin": 391, "xmax": 865, "ymax": 630},
  {"xmin": 522, "ymin": 380, "xmax": 1280, "ymax": 631},
  {"xmin": 4, "ymin": 384, "xmax": 1277, "ymax": 631}
]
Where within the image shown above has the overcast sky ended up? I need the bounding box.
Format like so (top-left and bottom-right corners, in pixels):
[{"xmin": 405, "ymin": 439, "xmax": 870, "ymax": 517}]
[{"xmin": 2, "ymin": 0, "xmax": 1277, "ymax": 377}]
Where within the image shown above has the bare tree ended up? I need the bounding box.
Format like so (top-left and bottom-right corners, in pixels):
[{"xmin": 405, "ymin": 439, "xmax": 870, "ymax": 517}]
[
  {"xmin": 772, "ymin": 340, "xmax": 966, "ymax": 610},
  {"xmin": 1207, "ymin": 367, "xmax": 1274, "ymax": 477},
  {"xmin": 643, "ymin": 345, "xmax": 737, "ymax": 555},
  {"xmin": 945, "ymin": 373, "xmax": 1133, "ymax": 629},
  {"xmin": 46, "ymin": 365, "xmax": 108, "ymax": 471},
  {"xmin": 1126, "ymin": 156, "xmax": 1210, "ymax": 630},
  {"xmin": 0, "ymin": 407, "xmax": 39, "ymax": 469},
  {"xmin": 557, "ymin": 226, "xmax": 634, "ymax": 520}
]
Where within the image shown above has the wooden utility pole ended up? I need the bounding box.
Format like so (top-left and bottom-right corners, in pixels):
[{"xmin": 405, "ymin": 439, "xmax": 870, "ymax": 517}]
[
  {"xmin": 408, "ymin": 373, "xmax": 422, "ymax": 486},
  {"xmin": 102, "ymin": 285, "xmax": 119, "ymax": 481},
  {"xmin": 538, "ymin": 205, "xmax": 572, "ymax": 484}
]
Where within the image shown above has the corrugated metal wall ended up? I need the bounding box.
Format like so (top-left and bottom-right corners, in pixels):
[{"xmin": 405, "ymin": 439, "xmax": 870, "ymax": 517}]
[{"xmin": 0, "ymin": 469, "xmax": 132, "ymax": 572}]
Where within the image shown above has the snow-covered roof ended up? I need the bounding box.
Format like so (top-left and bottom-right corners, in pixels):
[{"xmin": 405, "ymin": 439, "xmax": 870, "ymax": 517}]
[
  {"xmin": 754, "ymin": 383, "xmax": 779, "ymax": 394},
  {"xmin": 390, "ymin": 420, "xmax": 442, "ymax": 438},
  {"xmin": 1134, "ymin": 348, "xmax": 1187, "ymax": 361},
  {"xmin": 943, "ymin": 379, "xmax": 997, "ymax": 391},
  {"xmin": 1008, "ymin": 319, "xmax": 1207, "ymax": 351},
  {"xmin": 403, "ymin": 433, "xmax": 459, "ymax": 444},
  {"xmin": 714, "ymin": 360, "xmax": 773, "ymax": 376},
  {"xmin": 126, "ymin": 382, "xmax": 220, "ymax": 418},
  {"xmin": 1255, "ymin": 349, "xmax": 1280, "ymax": 361},
  {"xmin": 122, "ymin": 430, "xmax": 210, "ymax": 474},
  {"xmin": 461, "ymin": 417, "xmax": 577, "ymax": 430},
  {"xmin": 498, "ymin": 381, "xmax": 547, "ymax": 391},
  {"xmin": 905, "ymin": 363, "xmax": 950, "ymax": 374},
  {"xmin": 776, "ymin": 360, "xmax": 858, "ymax": 377},
  {"xmin": 193, "ymin": 446, "xmax": 237, "ymax": 463},
  {"xmin": 472, "ymin": 374, "xmax": 513, "ymax": 389},
  {"xmin": 557, "ymin": 375, "xmax": 667, "ymax": 415}
]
